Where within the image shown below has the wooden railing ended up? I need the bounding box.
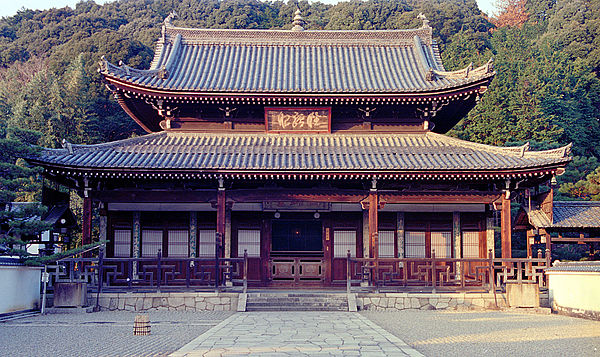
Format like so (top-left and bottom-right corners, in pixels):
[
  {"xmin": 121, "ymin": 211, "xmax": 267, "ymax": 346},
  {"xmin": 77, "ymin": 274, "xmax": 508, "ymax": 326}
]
[
  {"xmin": 346, "ymin": 249, "xmax": 551, "ymax": 293},
  {"xmin": 45, "ymin": 248, "xmax": 248, "ymax": 294}
]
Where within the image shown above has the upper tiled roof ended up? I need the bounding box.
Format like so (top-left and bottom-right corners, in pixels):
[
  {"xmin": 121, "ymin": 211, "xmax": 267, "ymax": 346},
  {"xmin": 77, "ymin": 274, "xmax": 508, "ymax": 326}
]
[
  {"xmin": 529, "ymin": 201, "xmax": 600, "ymax": 228},
  {"xmin": 32, "ymin": 132, "xmax": 570, "ymax": 175},
  {"xmin": 99, "ymin": 21, "xmax": 494, "ymax": 94}
]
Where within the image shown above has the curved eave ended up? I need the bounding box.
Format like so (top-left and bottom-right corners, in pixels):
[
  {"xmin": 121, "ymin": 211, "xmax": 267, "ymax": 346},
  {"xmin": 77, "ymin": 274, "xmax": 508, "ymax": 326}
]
[
  {"xmin": 102, "ymin": 72, "xmax": 494, "ymax": 101},
  {"xmin": 34, "ymin": 160, "xmax": 570, "ymax": 181}
]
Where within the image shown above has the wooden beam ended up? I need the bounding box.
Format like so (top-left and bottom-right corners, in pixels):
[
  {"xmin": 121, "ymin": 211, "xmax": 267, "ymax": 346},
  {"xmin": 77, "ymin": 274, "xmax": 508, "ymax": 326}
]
[
  {"xmin": 91, "ymin": 190, "xmax": 215, "ymax": 203},
  {"xmin": 501, "ymin": 194, "xmax": 511, "ymax": 258},
  {"xmin": 92, "ymin": 189, "xmax": 502, "ymax": 205}
]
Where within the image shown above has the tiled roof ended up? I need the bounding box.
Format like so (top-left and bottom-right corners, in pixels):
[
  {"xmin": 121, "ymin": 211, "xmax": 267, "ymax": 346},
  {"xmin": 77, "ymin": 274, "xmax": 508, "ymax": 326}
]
[
  {"xmin": 546, "ymin": 261, "xmax": 600, "ymax": 273},
  {"xmin": 32, "ymin": 132, "xmax": 570, "ymax": 174},
  {"xmin": 529, "ymin": 201, "xmax": 600, "ymax": 228},
  {"xmin": 98, "ymin": 23, "xmax": 494, "ymax": 94}
]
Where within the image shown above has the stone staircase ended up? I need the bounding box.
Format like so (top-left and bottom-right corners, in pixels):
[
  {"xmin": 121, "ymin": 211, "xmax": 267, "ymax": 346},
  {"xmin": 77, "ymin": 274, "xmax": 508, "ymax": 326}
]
[{"xmin": 244, "ymin": 292, "xmax": 353, "ymax": 312}]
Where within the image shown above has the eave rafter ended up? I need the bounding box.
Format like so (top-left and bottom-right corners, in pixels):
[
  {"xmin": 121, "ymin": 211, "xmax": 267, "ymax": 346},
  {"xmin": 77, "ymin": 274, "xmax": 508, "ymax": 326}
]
[
  {"xmin": 104, "ymin": 75, "xmax": 492, "ymax": 106},
  {"xmin": 39, "ymin": 165, "xmax": 564, "ymax": 182}
]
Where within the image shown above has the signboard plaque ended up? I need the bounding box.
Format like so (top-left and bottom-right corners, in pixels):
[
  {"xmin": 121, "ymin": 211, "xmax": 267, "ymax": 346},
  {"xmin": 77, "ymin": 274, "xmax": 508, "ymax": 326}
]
[{"xmin": 265, "ymin": 107, "xmax": 331, "ymax": 133}]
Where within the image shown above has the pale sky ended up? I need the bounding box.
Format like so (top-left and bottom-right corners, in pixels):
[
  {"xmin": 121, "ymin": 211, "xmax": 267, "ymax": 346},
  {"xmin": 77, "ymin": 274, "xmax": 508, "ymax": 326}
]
[{"xmin": 0, "ymin": 0, "xmax": 498, "ymax": 20}]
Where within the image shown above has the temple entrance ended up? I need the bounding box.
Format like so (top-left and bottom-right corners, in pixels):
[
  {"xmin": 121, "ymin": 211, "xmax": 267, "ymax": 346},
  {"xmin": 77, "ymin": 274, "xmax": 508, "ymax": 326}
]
[{"xmin": 269, "ymin": 220, "xmax": 325, "ymax": 285}]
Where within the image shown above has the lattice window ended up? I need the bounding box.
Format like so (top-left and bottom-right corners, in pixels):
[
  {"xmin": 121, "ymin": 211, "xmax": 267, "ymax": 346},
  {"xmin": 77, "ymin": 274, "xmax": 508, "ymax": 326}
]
[
  {"xmin": 378, "ymin": 230, "xmax": 395, "ymax": 258},
  {"xmin": 405, "ymin": 231, "xmax": 426, "ymax": 258},
  {"xmin": 462, "ymin": 231, "xmax": 480, "ymax": 258},
  {"xmin": 168, "ymin": 229, "xmax": 189, "ymax": 257},
  {"xmin": 113, "ymin": 229, "xmax": 131, "ymax": 257},
  {"xmin": 334, "ymin": 230, "xmax": 356, "ymax": 258},
  {"xmin": 141, "ymin": 229, "xmax": 163, "ymax": 257},
  {"xmin": 198, "ymin": 230, "xmax": 216, "ymax": 257},
  {"xmin": 431, "ymin": 231, "xmax": 452, "ymax": 258},
  {"xmin": 238, "ymin": 229, "xmax": 260, "ymax": 257}
]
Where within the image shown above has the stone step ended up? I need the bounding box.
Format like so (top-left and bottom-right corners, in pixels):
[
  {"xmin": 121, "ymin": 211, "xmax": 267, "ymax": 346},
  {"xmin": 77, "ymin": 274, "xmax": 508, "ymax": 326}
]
[
  {"xmin": 247, "ymin": 297, "xmax": 347, "ymax": 302},
  {"xmin": 246, "ymin": 302, "xmax": 347, "ymax": 308},
  {"xmin": 246, "ymin": 306, "xmax": 348, "ymax": 311},
  {"xmin": 247, "ymin": 294, "xmax": 348, "ymax": 298},
  {"xmin": 245, "ymin": 293, "xmax": 350, "ymax": 312}
]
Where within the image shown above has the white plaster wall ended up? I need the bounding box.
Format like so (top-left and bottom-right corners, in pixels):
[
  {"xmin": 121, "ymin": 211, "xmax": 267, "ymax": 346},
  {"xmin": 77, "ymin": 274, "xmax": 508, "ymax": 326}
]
[
  {"xmin": 0, "ymin": 266, "xmax": 42, "ymax": 314},
  {"xmin": 548, "ymin": 272, "xmax": 600, "ymax": 313}
]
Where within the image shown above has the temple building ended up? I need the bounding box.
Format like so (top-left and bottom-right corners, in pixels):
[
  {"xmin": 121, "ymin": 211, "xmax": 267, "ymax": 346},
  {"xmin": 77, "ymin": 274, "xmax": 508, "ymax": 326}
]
[{"xmin": 30, "ymin": 12, "xmax": 571, "ymax": 287}]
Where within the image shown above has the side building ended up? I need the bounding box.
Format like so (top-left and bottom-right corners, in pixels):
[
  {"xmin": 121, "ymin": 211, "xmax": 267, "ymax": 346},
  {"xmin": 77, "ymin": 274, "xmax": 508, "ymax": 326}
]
[{"xmin": 29, "ymin": 13, "xmax": 570, "ymax": 287}]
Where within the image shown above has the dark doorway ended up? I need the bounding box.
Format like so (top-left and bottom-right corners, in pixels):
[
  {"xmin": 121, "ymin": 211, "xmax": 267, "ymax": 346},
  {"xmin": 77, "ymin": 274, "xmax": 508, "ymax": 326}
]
[{"xmin": 271, "ymin": 220, "xmax": 323, "ymax": 256}]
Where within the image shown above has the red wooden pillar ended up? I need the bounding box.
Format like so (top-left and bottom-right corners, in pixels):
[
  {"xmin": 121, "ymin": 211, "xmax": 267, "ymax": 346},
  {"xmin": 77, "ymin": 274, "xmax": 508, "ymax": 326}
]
[
  {"xmin": 217, "ymin": 182, "xmax": 226, "ymax": 259},
  {"xmin": 501, "ymin": 195, "xmax": 512, "ymax": 258},
  {"xmin": 82, "ymin": 196, "xmax": 92, "ymax": 246},
  {"xmin": 369, "ymin": 191, "xmax": 379, "ymax": 260}
]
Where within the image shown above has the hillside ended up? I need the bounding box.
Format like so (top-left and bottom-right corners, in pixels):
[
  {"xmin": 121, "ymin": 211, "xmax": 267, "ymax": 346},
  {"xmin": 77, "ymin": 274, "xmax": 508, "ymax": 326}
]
[{"xmin": 0, "ymin": 0, "xmax": 599, "ymax": 200}]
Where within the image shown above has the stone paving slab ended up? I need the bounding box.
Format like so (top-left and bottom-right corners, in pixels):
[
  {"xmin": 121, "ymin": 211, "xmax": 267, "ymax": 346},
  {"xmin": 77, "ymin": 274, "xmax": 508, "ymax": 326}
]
[
  {"xmin": 363, "ymin": 310, "xmax": 600, "ymax": 357},
  {"xmin": 170, "ymin": 312, "xmax": 423, "ymax": 357},
  {"xmin": 0, "ymin": 310, "xmax": 233, "ymax": 357}
]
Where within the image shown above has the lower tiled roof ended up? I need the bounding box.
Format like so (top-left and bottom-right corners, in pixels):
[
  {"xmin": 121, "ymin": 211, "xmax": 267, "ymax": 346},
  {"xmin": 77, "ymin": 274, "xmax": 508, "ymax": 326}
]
[
  {"xmin": 529, "ymin": 201, "xmax": 600, "ymax": 228},
  {"xmin": 546, "ymin": 261, "xmax": 600, "ymax": 273},
  {"xmin": 32, "ymin": 132, "xmax": 570, "ymax": 174}
]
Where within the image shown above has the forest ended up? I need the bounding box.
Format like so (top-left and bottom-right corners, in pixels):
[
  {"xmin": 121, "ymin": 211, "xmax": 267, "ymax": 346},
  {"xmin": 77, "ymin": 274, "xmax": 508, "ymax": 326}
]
[{"xmin": 0, "ymin": 0, "xmax": 598, "ymax": 253}]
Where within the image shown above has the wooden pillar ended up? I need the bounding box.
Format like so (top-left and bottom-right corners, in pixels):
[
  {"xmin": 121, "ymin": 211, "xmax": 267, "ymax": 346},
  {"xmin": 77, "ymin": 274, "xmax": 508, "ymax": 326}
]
[
  {"xmin": 545, "ymin": 230, "xmax": 551, "ymax": 256},
  {"xmin": 368, "ymin": 190, "xmax": 379, "ymax": 259},
  {"xmin": 362, "ymin": 210, "xmax": 370, "ymax": 258},
  {"xmin": 453, "ymin": 212, "xmax": 461, "ymax": 259},
  {"xmin": 99, "ymin": 214, "xmax": 107, "ymax": 243},
  {"xmin": 526, "ymin": 229, "xmax": 534, "ymax": 258},
  {"xmin": 486, "ymin": 216, "xmax": 495, "ymax": 258},
  {"xmin": 217, "ymin": 179, "xmax": 226, "ymax": 258},
  {"xmin": 225, "ymin": 205, "xmax": 232, "ymax": 258},
  {"xmin": 501, "ymin": 195, "xmax": 512, "ymax": 258},
  {"xmin": 82, "ymin": 197, "xmax": 92, "ymax": 246},
  {"xmin": 189, "ymin": 212, "xmax": 197, "ymax": 258},
  {"xmin": 132, "ymin": 211, "xmax": 141, "ymax": 276},
  {"xmin": 396, "ymin": 212, "xmax": 405, "ymax": 258}
]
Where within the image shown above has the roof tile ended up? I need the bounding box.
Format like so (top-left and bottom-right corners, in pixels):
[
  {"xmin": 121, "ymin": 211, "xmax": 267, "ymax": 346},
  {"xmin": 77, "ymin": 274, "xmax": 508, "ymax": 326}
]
[{"xmin": 34, "ymin": 132, "xmax": 570, "ymax": 173}]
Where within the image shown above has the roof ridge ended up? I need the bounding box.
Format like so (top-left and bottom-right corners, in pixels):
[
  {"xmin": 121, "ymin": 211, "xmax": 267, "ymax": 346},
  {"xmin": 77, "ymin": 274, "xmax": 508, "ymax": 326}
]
[
  {"xmin": 67, "ymin": 132, "xmax": 167, "ymax": 153},
  {"xmin": 161, "ymin": 25, "xmax": 434, "ymax": 47}
]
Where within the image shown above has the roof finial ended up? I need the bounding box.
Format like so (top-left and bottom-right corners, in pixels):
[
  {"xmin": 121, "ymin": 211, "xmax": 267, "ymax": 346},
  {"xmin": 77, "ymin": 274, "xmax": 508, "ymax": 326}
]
[
  {"xmin": 292, "ymin": 8, "xmax": 305, "ymax": 31},
  {"xmin": 164, "ymin": 11, "xmax": 177, "ymax": 27},
  {"xmin": 417, "ymin": 13, "xmax": 430, "ymax": 28}
]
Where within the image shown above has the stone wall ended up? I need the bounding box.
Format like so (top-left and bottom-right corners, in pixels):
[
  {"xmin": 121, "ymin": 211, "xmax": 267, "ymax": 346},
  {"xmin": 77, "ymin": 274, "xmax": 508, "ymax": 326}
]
[
  {"xmin": 357, "ymin": 292, "xmax": 549, "ymax": 311},
  {"xmin": 89, "ymin": 292, "xmax": 239, "ymax": 312}
]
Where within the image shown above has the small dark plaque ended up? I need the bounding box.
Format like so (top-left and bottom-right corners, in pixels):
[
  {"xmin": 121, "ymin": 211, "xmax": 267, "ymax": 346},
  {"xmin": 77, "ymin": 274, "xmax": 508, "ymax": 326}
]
[{"xmin": 265, "ymin": 107, "xmax": 331, "ymax": 133}]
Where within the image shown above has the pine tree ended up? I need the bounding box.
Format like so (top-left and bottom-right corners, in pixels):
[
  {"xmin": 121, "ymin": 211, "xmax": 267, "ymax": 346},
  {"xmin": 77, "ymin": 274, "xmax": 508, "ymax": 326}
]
[{"xmin": 0, "ymin": 126, "xmax": 50, "ymax": 256}]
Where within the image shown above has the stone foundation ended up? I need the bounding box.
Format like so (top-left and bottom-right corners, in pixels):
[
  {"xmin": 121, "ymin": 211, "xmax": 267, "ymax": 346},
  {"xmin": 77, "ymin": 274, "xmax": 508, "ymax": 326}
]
[
  {"xmin": 89, "ymin": 292, "xmax": 239, "ymax": 312},
  {"xmin": 357, "ymin": 291, "xmax": 549, "ymax": 311},
  {"xmin": 86, "ymin": 290, "xmax": 549, "ymax": 312}
]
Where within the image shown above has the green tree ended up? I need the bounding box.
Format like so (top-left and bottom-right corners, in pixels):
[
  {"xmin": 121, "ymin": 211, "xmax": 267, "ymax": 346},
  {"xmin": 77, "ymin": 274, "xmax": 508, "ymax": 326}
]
[{"xmin": 0, "ymin": 127, "xmax": 50, "ymax": 256}]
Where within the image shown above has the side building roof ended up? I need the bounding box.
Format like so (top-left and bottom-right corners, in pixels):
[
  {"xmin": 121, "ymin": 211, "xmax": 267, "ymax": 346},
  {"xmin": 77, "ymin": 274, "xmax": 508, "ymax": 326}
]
[
  {"xmin": 529, "ymin": 201, "xmax": 600, "ymax": 229},
  {"xmin": 30, "ymin": 132, "xmax": 571, "ymax": 180}
]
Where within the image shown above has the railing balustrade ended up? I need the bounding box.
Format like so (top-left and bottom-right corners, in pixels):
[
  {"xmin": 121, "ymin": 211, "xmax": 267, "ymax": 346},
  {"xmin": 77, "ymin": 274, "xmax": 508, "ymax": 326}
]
[
  {"xmin": 45, "ymin": 249, "xmax": 249, "ymax": 293},
  {"xmin": 346, "ymin": 249, "xmax": 550, "ymax": 293}
]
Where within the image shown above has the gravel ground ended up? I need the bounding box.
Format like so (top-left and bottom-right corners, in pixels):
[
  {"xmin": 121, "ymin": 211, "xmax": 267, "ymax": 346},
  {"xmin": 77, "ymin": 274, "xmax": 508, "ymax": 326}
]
[
  {"xmin": 363, "ymin": 310, "xmax": 600, "ymax": 357},
  {"xmin": 0, "ymin": 310, "xmax": 233, "ymax": 357}
]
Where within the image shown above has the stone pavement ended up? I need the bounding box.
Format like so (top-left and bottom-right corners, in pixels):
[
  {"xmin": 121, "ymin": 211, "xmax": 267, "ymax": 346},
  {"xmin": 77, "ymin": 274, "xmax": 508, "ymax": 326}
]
[
  {"xmin": 364, "ymin": 310, "xmax": 600, "ymax": 357},
  {"xmin": 0, "ymin": 310, "xmax": 234, "ymax": 357},
  {"xmin": 170, "ymin": 312, "xmax": 423, "ymax": 357}
]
